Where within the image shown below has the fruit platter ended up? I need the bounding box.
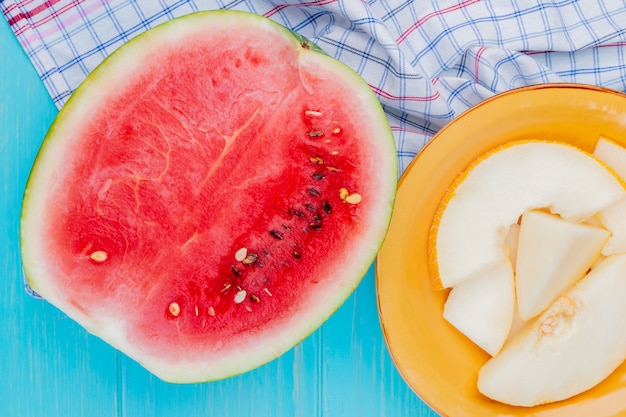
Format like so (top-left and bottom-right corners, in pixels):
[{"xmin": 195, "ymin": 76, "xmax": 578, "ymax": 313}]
[{"xmin": 376, "ymin": 83, "xmax": 626, "ymax": 417}]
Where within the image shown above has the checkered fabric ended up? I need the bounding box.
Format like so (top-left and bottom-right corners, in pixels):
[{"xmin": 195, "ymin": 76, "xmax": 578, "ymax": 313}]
[{"xmin": 3, "ymin": 0, "xmax": 626, "ymax": 173}]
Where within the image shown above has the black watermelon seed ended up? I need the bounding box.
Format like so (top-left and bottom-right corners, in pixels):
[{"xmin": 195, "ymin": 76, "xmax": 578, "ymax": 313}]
[
  {"xmin": 312, "ymin": 171, "xmax": 325, "ymax": 180},
  {"xmin": 292, "ymin": 251, "xmax": 301, "ymax": 259},
  {"xmin": 230, "ymin": 264, "xmax": 240, "ymax": 277},
  {"xmin": 292, "ymin": 209, "xmax": 305, "ymax": 218},
  {"xmin": 269, "ymin": 230, "xmax": 284, "ymax": 240},
  {"xmin": 305, "ymin": 204, "xmax": 316, "ymax": 212},
  {"xmin": 308, "ymin": 188, "xmax": 321, "ymax": 197},
  {"xmin": 322, "ymin": 200, "xmax": 332, "ymax": 214}
]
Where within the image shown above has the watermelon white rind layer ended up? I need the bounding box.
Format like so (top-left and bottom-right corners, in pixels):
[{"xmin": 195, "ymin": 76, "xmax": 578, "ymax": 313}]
[{"xmin": 20, "ymin": 10, "xmax": 397, "ymax": 383}]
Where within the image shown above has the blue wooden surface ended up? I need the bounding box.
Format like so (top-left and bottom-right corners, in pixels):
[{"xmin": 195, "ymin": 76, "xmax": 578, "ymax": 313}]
[{"xmin": 0, "ymin": 16, "xmax": 440, "ymax": 417}]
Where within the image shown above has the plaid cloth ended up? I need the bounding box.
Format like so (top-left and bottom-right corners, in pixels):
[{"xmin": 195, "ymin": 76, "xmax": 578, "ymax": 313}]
[{"xmin": 3, "ymin": 0, "xmax": 626, "ymax": 173}]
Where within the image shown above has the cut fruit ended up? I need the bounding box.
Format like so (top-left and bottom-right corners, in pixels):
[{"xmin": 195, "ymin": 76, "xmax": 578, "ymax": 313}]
[
  {"xmin": 504, "ymin": 223, "xmax": 520, "ymax": 271},
  {"xmin": 477, "ymin": 254, "xmax": 626, "ymax": 407},
  {"xmin": 594, "ymin": 136, "xmax": 626, "ymax": 255},
  {"xmin": 515, "ymin": 210, "xmax": 609, "ymax": 321},
  {"xmin": 597, "ymin": 198, "xmax": 626, "ymax": 255},
  {"xmin": 443, "ymin": 260, "xmax": 514, "ymax": 356},
  {"xmin": 428, "ymin": 140, "xmax": 626, "ymax": 289},
  {"xmin": 505, "ymin": 304, "xmax": 526, "ymax": 344},
  {"xmin": 19, "ymin": 11, "xmax": 397, "ymax": 383},
  {"xmin": 594, "ymin": 136, "xmax": 626, "ymax": 179}
]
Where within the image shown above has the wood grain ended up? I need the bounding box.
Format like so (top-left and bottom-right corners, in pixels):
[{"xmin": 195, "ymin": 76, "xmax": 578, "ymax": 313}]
[{"xmin": 0, "ymin": 17, "xmax": 438, "ymax": 417}]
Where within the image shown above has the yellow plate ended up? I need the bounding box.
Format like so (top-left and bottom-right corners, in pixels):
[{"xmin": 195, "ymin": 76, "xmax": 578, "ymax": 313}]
[{"xmin": 376, "ymin": 83, "xmax": 626, "ymax": 417}]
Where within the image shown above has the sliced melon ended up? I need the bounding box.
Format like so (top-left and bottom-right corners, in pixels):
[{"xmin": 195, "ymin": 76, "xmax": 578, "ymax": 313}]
[
  {"xmin": 477, "ymin": 254, "xmax": 626, "ymax": 407},
  {"xmin": 593, "ymin": 136, "xmax": 626, "ymax": 255},
  {"xmin": 515, "ymin": 210, "xmax": 609, "ymax": 320},
  {"xmin": 429, "ymin": 140, "xmax": 626, "ymax": 289},
  {"xmin": 504, "ymin": 223, "xmax": 520, "ymax": 271},
  {"xmin": 505, "ymin": 304, "xmax": 526, "ymax": 344},
  {"xmin": 594, "ymin": 136, "xmax": 626, "ymax": 179},
  {"xmin": 597, "ymin": 198, "xmax": 626, "ymax": 255},
  {"xmin": 443, "ymin": 260, "xmax": 514, "ymax": 356}
]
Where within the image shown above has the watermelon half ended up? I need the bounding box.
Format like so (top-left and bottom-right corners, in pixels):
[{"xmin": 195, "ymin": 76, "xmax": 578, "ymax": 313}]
[{"xmin": 20, "ymin": 10, "xmax": 396, "ymax": 383}]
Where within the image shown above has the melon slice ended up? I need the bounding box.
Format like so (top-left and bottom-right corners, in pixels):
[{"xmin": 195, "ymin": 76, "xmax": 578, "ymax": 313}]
[
  {"xmin": 428, "ymin": 140, "xmax": 626, "ymax": 289},
  {"xmin": 593, "ymin": 136, "xmax": 626, "ymax": 255},
  {"xmin": 504, "ymin": 223, "xmax": 520, "ymax": 271},
  {"xmin": 477, "ymin": 254, "xmax": 626, "ymax": 407},
  {"xmin": 443, "ymin": 260, "xmax": 514, "ymax": 356},
  {"xmin": 594, "ymin": 136, "xmax": 626, "ymax": 179},
  {"xmin": 19, "ymin": 11, "xmax": 397, "ymax": 383},
  {"xmin": 515, "ymin": 210, "xmax": 609, "ymax": 321}
]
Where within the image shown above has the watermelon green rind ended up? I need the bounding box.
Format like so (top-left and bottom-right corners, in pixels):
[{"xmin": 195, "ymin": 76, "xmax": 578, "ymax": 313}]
[{"xmin": 20, "ymin": 10, "xmax": 397, "ymax": 383}]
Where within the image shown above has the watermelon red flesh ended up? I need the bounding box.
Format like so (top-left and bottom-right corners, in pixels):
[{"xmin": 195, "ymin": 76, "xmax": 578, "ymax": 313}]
[{"xmin": 21, "ymin": 11, "xmax": 396, "ymax": 382}]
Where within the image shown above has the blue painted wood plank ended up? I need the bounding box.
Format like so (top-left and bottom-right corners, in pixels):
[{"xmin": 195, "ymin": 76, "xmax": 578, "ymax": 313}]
[
  {"xmin": 0, "ymin": 15, "xmax": 439, "ymax": 417},
  {"xmin": 320, "ymin": 267, "xmax": 438, "ymax": 417},
  {"xmin": 0, "ymin": 18, "xmax": 119, "ymax": 417}
]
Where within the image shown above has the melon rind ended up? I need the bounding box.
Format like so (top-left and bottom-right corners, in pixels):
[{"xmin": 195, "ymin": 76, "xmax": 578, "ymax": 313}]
[{"xmin": 20, "ymin": 10, "xmax": 397, "ymax": 383}]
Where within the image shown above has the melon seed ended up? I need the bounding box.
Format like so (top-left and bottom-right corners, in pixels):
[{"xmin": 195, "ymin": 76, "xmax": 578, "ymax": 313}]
[
  {"xmin": 292, "ymin": 209, "xmax": 305, "ymax": 218},
  {"xmin": 346, "ymin": 193, "xmax": 362, "ymax": 205},
  {"xmin": 221, "ymin": 283, "xmax": 232, "ymax": 293},
  {"xmin": 168, "ymin": 302, "xmax": 180, "ymax": 317},
  {"xmin": 309, "ymin": 156, "xmax": 324, "ymax": 164},
  {"xmin": 308, "ymin": 188, "xmax": 321, "ymax": 196},
  {"xmin": 312, "ymin": 171, "xmax": 325, "ymax": 180},
  {"xmin": 194, "ymin": 305, "xmax": 199, "ymax": 316},
  {"xmin": 249, "ymin": 294, "xmax": 261, "ymax": 303},
  {"xmin": 339, "ymin": 188, "xmax": 350, "ymax": 201},
  {"xmin": 234, "ymin": 247, "xmax": 247, "ymax": 262},
  {"xmin": 231, "ymin": 264, "xmax": 240, "ymax": 277},
  {"xmin": 305, "ymin": 203, "xmax": 316, "ymax": 212},
  {"xmin": 269, "ymin": 230, "xmax": 283, "ymax": 240},
  {"xmin": 308, "ymin": 130, "xmax": 324, "ymax": 138},
  {"xmin": 243, "ymin": 253, "xmax": 258, "ymax": 265},
  {"xmin": 89, "ymin": 250, "xmax": 108, "ymax": 262},
  {"xmin": 292, "ymin": 251, "xmax": 301, "ymax": 259},
  {"xmin": 326, "ymin": 166, "xmax": 341, "ymax": 172},
  {"xmin": 234, "ymin": 289, "xmax": 247, "ymax": 304},
  {"xmin": 208, "ymin": 306, "xmax": 216, "ymax": 316},
  {"xmin": 332, "ymin": 121, "xmax": 342, "ymax": 135},
  {"xmin": 263, "ymin": 287, "xmax": 273, "ymax": 297},
  {"xmin": 305, "ymin": 110, "xmax": 323, "ymax": 118},
  {"xmin": 322, "ymin": 200, "xmax": 332, "ymax": 215}
]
